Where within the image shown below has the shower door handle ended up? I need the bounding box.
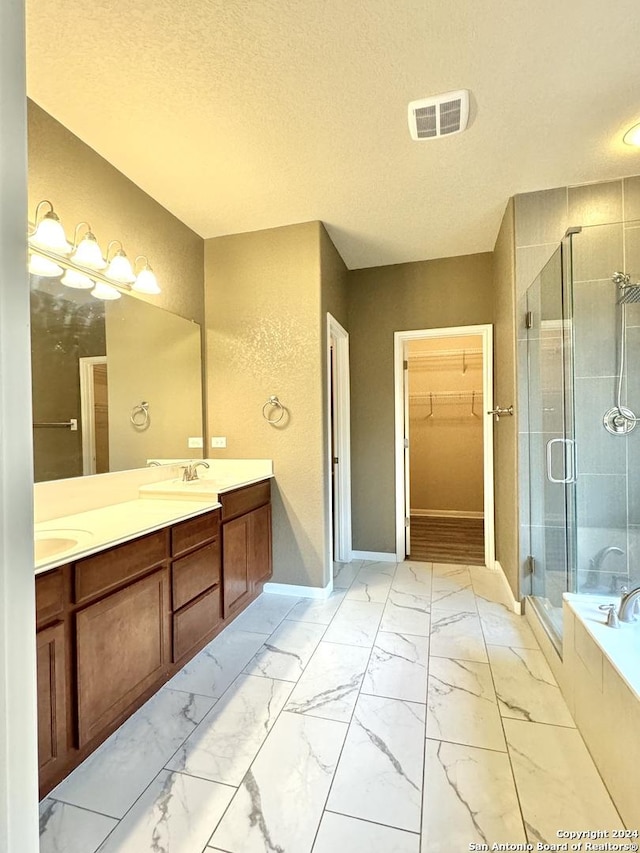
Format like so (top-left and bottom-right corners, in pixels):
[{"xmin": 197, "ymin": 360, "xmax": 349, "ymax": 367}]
[{"xmin": 546, "ymin": 437, "xmax": 576, "ymax": 484}]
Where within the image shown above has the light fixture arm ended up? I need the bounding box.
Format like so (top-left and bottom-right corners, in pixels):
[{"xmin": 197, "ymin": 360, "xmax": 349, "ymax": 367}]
[
  {"xmin": 106, "ymin": 239, "xmax": 124, "ymax": 261},
  {"xmin": 72, "ymin": 221, "xmax": 92, "ymax": 249},
  {"xmin": 33, "ymin": 199, "xmax": 55, "ymax": 225}
]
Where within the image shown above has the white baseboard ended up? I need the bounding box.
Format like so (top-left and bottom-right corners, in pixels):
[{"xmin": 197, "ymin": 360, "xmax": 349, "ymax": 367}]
[
  {"xmin": 492, "ymin": 561, "xmax": 522, "ymax": 614},
  {"xmin": 351, "ymin": 550, "xmax": 398, "ymax": 563},
  {"xmin": 411, "ymin": 509, "xmax": 484, "ymax": 519},
  {"xmin": 263, "ymin": 581, "xmax": 333, "ymax": 599}
]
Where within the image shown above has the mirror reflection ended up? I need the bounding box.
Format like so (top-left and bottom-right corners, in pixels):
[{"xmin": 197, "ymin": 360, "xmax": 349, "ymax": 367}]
[{"xmin": 30, "ymin": 276, "xmax": 203, "ymax": 482}]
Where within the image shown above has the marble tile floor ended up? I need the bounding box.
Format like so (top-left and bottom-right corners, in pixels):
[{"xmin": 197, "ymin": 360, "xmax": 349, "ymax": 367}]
[{"xmin": 40, "ymin": 558, "xmax": 625, "ymax": 853}]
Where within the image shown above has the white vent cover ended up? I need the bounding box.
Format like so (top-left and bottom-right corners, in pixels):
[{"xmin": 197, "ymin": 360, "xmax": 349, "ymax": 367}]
[{"xmin": 408, "ymin": 90, "xmax": 469, "ymax": 140}]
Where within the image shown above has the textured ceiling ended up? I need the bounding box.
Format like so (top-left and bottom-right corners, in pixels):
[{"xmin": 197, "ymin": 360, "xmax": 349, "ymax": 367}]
[{"xmin": 26, "ymin": 0, "xmax": 640, "ymax": 269}]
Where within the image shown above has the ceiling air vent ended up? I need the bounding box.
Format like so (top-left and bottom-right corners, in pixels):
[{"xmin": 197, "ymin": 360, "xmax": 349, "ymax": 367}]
[{"xmin": 408, "ymin": 90, "xmax": 469, "ymax": 141}]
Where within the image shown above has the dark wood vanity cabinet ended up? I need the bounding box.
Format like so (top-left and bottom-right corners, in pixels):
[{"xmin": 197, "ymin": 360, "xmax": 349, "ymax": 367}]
[
  {"xmin": 35, "ymin": 487, "xmax": 271, "ymax": 797},
  {"xmin": 36, "ymin": 621, "xmax": 68, "ymax": 782},
  {"xmin": 221, "ymin": 481, "xmax": 272, "ymax": 617},
  {"xmin": 76, "ymin": 567, "xmax": 171, "ymax": 746},
  {"xmin": 170, "ymin": 512, "xmax": 222, "ymax": 664}
]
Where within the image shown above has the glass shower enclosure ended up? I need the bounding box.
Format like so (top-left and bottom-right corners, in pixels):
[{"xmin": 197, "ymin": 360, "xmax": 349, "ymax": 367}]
[{"xmin": 526, "ymin": 220, "xmax": 640, "ymax": 648}]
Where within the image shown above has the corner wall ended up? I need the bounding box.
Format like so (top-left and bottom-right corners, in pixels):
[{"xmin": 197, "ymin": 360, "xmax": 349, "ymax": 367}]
[
  {"xmin": 492, "ymin": 199, "xmax": 520, "ymax": 596},
  {"xmin": 347, "ymin": 253, "xmax": 494, "ymax": 554},
  {"xmin": 204, "ymin": 221, "xmax": 333, "ymax": 589}
]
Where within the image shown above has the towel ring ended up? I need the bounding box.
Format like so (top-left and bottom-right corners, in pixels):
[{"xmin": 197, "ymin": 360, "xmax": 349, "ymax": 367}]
[
  {"xmin": 262, "ymin": 395, "xmax": 285, "ymax": 425},
  {"xmin": 130, "ymin": 401, "xmax": 150, "ymax": 428}
]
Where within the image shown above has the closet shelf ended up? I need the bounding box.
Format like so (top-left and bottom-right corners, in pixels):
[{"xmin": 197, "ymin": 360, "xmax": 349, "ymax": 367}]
[
  {"xmin": 409, "ymin": 390, "xmax": 483, "ymax": 418},
  {"xmin": 407, "ymin": 348, "xmax": 482, "ymax": 373}
]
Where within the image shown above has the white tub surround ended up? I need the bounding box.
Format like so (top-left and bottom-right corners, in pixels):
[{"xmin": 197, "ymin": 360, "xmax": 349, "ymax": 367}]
[{"xmin": 559, "ymin": 596, "xmax": 640, "ymax": 827}]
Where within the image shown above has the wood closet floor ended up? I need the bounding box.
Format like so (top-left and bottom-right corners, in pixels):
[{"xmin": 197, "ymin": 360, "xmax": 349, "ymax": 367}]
[{"xmin": 409, "ymin": 515, "xmax": 485, "ymax": 565}]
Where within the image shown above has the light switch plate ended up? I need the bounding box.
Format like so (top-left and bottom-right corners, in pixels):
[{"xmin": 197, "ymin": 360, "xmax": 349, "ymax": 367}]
[
  {"xmin": 188, "ymin": 437, "xmax": 204, "ymax": 448},
  {"xmin": 211, "ymin": 436, "xmax": 227, "ymax": 448}
]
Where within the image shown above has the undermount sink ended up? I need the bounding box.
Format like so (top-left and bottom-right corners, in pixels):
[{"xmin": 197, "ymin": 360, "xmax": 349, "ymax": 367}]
[
  {"xmin": 139, "ymin": 478, "xmax": 226, "ymax": 501},
  {"xmin": 34, "ymin": 529, "xmax": 92, "ymax": 561}
]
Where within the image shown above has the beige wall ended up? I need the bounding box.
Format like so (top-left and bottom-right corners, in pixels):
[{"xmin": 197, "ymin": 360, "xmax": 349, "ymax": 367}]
[
  {"xmin": 27, "ymin": 100, "xmax": 204, "ymax": 325},
  {"xmin": 106, "ymin": 297, "xmax": 203, "ymax": 470},
  {"xmin": 407, "ymin": 335, "xmax": 483, "ymax": 514},
  {"xmin": 347, "ymin": 253, "xmax": 494, "ymax": 553},
  {"xmin": 492, "ymin": 199, "xmax": 519, "ymax": 596},
  {"xmin": 204, "ymin": 222, "xmax": 330, "ymax": 588}
]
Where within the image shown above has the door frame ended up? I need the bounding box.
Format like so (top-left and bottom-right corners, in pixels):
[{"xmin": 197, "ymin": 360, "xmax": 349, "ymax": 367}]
[
  {"xmin": 79, "ymin": 355, "xmax": 107, "ymax": 475},
  {"xmin": 393, "ymin": 324, "xmax": 495, "ymax": 567},
  {"xmin": 326, "ymin": 313, "xmax": 352, "ymax": 566}
]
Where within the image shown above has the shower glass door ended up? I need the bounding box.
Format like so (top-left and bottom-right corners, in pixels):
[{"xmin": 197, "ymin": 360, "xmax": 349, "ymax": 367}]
[{"xmin": 526, "ymin": 242, "xmax": 577, "ymax": 642}]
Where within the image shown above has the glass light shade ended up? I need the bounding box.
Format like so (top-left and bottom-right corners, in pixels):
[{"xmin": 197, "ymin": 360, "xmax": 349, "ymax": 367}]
[
  {"xmin": 623, "ymin": 123, "xmax": 640, "ymax": 147},
  {"xmin": 105, "ymin": 250, "xmax": 135, "ymax": 284},
  {"xmin": 71, "ymin": 233, "xmax": 106, "ymax": 269},
  {"xmin": 91, "ymin": 282, "xmax": 121, "ymax": 300},
  {"xmin": 29, "ymin": 213, "xmax": 71, "ymax": 254},
  {"xmin": 61, "ymin": 269, "xmax": 94, "ymax": 290},
  {"xmin": 28, "ymin": 254, "xmax": 63, "ymax": 277},
  {"xmin": 132, "ymin": 267, "xmax": 161, "ymax": 294}
]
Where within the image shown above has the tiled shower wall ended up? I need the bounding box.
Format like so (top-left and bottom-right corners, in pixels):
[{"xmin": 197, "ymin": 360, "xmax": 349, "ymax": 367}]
[{"xmin": 514, "ymin": 176, "xmax": 640, "ymax": 598}]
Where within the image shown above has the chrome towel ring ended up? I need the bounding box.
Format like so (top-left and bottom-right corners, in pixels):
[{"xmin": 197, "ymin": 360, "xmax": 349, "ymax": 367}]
[
  {"xmin": 262, "ymin": 395, "xmax": 286, "ymax": 425},
  {"xmin": 130, "ymin": 401, "xmax": 150, "ymax": 428}
]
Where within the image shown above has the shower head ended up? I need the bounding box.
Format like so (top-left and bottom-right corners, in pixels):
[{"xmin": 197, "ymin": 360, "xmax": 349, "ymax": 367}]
[{"xmin": 612, "ymin": 271, "xmax": 640, "ymax": 303}]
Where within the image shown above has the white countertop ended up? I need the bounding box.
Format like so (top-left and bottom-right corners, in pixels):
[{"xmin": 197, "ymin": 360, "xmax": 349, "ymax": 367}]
[
  {"xmin": 33, "ymin": 461, "xmax": 274, "ymax": 576},
  {"xmin": 35, "ymin": 497, "xmax": 221, "ymax": 575},
  {"xmin": 564, "ymin": 593, "xmax": 640, "ymax": 701},
  {"xmin": 138, "ymin": 474, "xmax": 273, "ymax": 501}
]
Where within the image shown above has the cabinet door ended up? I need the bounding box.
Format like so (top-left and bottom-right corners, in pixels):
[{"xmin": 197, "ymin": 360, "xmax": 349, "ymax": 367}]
[
  {"xmin": 222, "ymin": 514, "xmax": 250, "ymax": 618},
  {"xmin": 76, "ymin": 568, "xmax": 170, "ymax": 747},
  {"xmin": 37, "ymin": 622, "xmax": 68, "ymax": 780},
  {"xmin": 249, "ymin": 503, "xmax": 272, "ymax": 589}
]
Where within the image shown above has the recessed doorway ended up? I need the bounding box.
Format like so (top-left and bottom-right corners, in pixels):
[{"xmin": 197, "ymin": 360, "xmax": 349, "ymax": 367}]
[{"xmin": 394, "ymin": 324, "xmax": 495, "ymax": 567}]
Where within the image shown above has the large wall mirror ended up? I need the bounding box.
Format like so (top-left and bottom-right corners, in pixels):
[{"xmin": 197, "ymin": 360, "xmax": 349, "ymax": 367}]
[{"xmin": 30, "ymin": 276, "xmax": 204, "ymax": 482}]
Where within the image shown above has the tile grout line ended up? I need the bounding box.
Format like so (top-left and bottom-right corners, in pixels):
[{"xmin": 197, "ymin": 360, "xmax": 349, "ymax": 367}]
[
  {"xmin": 309, "ymin": 559, "xmax": 398, "ymax": 852},
  {"xmin": 481, "ymin": 594, "xmax": 533, "ymax": 843}
]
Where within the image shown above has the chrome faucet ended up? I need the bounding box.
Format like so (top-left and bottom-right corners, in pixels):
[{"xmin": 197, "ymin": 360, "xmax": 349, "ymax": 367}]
[
  {"xmin": 180, "ymin": 461, "xmax": 210, "ymax": 482},
  {"xmin": 585, "ymin": 546, "xmax": 625, "ymax": 589},
  {"xmin": 618, "ymin": 585, "xmax": 640, "ymax": 623}
]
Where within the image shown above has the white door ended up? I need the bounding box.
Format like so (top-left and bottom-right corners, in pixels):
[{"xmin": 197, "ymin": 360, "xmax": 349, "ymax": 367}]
[{"xmin": 403, "ymin": 345, "xmax": 411, "ymax": 557}]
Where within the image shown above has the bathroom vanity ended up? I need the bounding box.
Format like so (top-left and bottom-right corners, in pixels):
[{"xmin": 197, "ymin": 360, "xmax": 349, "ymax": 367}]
[{"xmin": 35, "ymin": 475, "xmax": 272, "ymax": 797}]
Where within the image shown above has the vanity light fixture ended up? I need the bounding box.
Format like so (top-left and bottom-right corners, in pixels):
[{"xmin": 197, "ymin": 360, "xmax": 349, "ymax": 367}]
[
  {"xmin": 132, "ymin": 256, "xmax": 161, "ymax": 294},
  {"xmin": 623, "ymin": 122, "xmax": 640, "ymax": 147},
  {"xmin": 60, "ymin": 269, "xmax": 95, "ymax": 290},
  {"xmin": 28, "ymin": 254, "xmax": 64, "ymax": 278},
  {"xmin": 104, "ymin": 240, "xmax": 136, "ymax": 284},
  {"xmin": 70, "ymin": 223, "xmax": 107, "ymax": 269},
  {"xmin": 91, "ymin": 282, "xmax": 121, "ymax": 300},
  {"xmin": 27, "ymin": 200, "xmax": 161, "ymax": 299},
  {"xmin": 28, "ymin": 200, "xmax": 72, "ymax": 254}
]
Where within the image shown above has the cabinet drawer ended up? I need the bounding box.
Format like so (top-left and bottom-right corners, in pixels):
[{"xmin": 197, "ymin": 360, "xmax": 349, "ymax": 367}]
[
  {"xmin": 172, "ymin": 539, "xmax": 220, "ymax": 611},
  {"xmin": 74, "ymin": 531, "xmax": 168, "ymax": 605},
  {"xmin": 220, "ymin": 481, "xmax": 270, "ymax": 521},
  {"xmin": 36, "ymin": 569, "xmax": 65, "ymax": 629},
  {"xmin": 173, "ymin": 587, "xmax": 221, "ymax": 662},
  {"xmin": 171, "ymin": 510, "xmax": 220, "ymax": 557}
]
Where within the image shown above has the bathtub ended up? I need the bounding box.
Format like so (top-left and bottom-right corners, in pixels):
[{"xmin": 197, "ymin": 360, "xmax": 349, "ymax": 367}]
[{"xmin": 558, "ymin": 595, "xmax": 640, "ymax": 827}]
